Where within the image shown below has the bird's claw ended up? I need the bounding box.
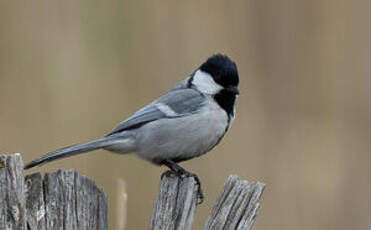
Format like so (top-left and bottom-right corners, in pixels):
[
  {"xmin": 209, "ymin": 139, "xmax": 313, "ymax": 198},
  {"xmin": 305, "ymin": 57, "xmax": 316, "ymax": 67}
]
[
  {"xmin": 183, "ymin": 172, "xmax": 204, "ymax": 204},
  {"xmin": 161, "ymin": 170, "xmax": 175, "ymax": 179}
]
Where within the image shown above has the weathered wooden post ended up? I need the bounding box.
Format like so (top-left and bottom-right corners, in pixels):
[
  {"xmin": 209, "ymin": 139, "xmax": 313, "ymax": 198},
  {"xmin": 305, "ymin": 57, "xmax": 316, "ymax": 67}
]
[
  {"xmin": 0, "ymin": 153, "xmax": 107, "ymax": 230},
  {"xmin": 149, "ymin": 173, "xmax": 265, "ymax": 230},
  {"xmin": 0, "ymin": 153, "xmax": 26, "ymax": 230},
  {"xmin": 203, "ymin": 175, "xmax": 265, "ymax": 230},
  {"xmin": 149, "ymin": 174, "xmax": 199, "ymax": 230},
  {"xmin": 0, "ymin": 153, "xmax": 265, "ymax": 230}
]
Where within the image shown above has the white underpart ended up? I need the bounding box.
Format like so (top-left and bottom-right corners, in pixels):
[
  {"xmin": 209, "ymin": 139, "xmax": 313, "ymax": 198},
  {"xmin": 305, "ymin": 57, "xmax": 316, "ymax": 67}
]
[
  {"xmin": 155, "ymin": 103, "xmax": 178, "ymax": 116},
  {"xmin": 192, "ymin": 69, "xmax": 223, "ymax": 94}
]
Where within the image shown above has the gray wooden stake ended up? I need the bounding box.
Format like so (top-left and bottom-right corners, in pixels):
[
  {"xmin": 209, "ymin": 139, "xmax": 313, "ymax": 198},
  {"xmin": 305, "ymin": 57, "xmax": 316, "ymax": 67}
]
[
  {"xmin": 0, "ymin": 153, "xmax": 265, "ymax": 230},
  {"xmin": 204, "ymin": 175, "xmax": 265, "ymax": 230},
  {"xmin": 42, "ymin": 169, "xmax": 108, "ymax": 230},
  {"xmin": 25, "ymin": 173, "xmax": 46, "ymax": 230},
  {"xmin": 0, "ymin": 153, "xmax": 27, "ymax": 230},
  {"xmin": 0, "ymin": 153, "xmax": 108, "ymax": 230},
  {"xmin": 149, "ymin": 172, "xmax": 199, "ymax": 230}
]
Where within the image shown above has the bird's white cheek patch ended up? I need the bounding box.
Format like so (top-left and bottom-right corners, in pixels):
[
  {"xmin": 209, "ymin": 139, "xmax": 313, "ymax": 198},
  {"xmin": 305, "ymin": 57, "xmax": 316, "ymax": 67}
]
[{"xmin": 192, "ymin": 70, "xmax": 223, "ymax": 94}]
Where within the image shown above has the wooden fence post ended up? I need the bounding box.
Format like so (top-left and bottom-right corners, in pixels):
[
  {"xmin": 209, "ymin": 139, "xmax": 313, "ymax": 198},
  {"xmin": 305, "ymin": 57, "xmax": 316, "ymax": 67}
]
[
  {"xmin": 149, "ymin": 173, "xmax": 265, "ymax": 230},
  {"xmin": 149, "ymin": 174, "xmax": 199, "ymax": 230},
  {"xmin": 0, "ymin": 153, "xmax": 265, "ymax": 230},
  {"xmin": 0, "ymin": 153, "xmax": 107, "ymax": 230},
  {"xmin": 0, "ymin": 153, "xmax": 26, "ymax": 230},
  {"xmin": 204, "ymin": 175, "xmax": 265, "ymax": 230}
]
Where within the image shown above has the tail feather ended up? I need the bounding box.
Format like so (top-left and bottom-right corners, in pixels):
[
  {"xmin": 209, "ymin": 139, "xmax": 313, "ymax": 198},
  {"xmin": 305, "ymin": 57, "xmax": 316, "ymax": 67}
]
[{"xmin": 24, "ymin": 136, "xmax": 119, "ymax": 169}]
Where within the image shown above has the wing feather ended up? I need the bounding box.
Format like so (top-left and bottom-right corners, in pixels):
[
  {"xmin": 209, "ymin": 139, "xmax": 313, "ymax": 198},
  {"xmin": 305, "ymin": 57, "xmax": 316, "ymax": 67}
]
[{"xmin": 107, "ymin": 88, "xmax": 205, "ymax": 135}]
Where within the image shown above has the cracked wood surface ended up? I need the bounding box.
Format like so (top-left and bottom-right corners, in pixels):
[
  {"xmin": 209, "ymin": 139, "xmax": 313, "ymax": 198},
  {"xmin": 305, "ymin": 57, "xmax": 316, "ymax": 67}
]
[
  {"xmin": 204, "ymin": 175, "xmax": 265, "ymax": 230},
  {"xmin": 1, "ymin": 153, "xmax": 265, "ymax": 230},
  {"xmin": 0, "ymin": 154, "xmax": 107, "ymax": 230},
  {"xmin": 150, "ymin": 173, "xmax": 265, "ymax": 230},
  {"xmin": 149, "ymin": 173, "xmax": 199, "ymax": 230},
  {"xmin": 0, "ymin": 153, "xmax": 26, "ymax": 230}
]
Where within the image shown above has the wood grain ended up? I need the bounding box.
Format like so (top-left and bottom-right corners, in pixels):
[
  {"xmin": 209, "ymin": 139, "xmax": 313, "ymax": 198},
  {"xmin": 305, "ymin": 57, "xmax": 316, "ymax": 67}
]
[
  {"xmin": 0, "ymin": 154, "xmax": 108, "ymax": 230},
  {"xmin": 204, "ymin": 175, "xmax": 265, "ymax": 230},
  {"xmin": 149, "ymin": 172, "xmax": 199, "ymax": 230},
  {"xmin": 0, "ymin": 153, "xmax": 26, "ymax": 230},
  {"xmin": 0, "ymin": 154, "xmax": 265, "ymax": 230}
]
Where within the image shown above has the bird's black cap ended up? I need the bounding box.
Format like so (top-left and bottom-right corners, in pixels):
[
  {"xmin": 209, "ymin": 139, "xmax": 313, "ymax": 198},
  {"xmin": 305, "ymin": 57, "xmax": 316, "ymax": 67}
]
[{"xmin": 200, "ymin": 54, "xmax": 239, "ymax": 88}]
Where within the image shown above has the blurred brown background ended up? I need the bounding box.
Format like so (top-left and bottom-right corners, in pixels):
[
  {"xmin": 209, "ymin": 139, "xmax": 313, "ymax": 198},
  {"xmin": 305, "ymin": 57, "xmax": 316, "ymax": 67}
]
[{"xmin": 1, "ymin": 0, "xmax": 370, "ymax": 229}]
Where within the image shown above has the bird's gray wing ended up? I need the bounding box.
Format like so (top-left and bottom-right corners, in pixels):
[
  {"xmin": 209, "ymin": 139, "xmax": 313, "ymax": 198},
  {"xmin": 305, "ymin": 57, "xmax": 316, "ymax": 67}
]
[{"xmin": 106, "ymin": 88, "xmax": 205, "ymax": 135}]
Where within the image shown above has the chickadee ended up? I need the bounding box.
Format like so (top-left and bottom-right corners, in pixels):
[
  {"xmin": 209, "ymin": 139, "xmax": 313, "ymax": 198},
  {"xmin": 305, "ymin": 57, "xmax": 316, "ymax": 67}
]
[{"xmin": 25, "ymin": 54, "xmax": 240, "ymax": 203}]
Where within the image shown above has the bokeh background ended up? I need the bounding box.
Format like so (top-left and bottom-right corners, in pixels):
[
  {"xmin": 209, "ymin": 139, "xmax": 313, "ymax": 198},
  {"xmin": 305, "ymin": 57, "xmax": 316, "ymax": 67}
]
[{"xmin": 1, "ymin": 0, "xmax": 371, "ymax": 229}]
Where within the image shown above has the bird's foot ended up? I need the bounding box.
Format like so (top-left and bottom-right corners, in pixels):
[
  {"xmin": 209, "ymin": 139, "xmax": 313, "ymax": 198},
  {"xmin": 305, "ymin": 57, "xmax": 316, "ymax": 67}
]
[
  {"xmin": 161, "ymin": 170, "xmax": 175, "ymax": 179},
  {"xmin": 161, "ymin": 159, "xmax": 204, "ymax": 204},
  {"xmin": 177, "ymin": 170, "xmax": 204, "ymax": 204}
]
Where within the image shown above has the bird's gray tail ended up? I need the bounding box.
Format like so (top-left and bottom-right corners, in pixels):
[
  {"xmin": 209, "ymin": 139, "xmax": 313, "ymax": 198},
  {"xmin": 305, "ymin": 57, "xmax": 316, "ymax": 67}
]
[{"xmin": 24, "ymin": 136, "xmax": 120, "ymax": 169}]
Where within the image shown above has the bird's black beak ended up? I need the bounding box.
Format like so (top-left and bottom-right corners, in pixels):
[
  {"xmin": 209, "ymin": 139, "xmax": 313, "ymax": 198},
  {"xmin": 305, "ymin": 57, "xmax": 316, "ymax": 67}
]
[{"xmin": 226, "ymin": 86, "xmax": 239, "ymax": 95}]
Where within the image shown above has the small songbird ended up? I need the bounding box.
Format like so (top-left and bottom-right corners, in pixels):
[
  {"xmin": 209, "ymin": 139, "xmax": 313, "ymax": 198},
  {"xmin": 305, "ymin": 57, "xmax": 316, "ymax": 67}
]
[{"xmin": 24, "ymin": 54, "xmax": 240, "ymax": 203}]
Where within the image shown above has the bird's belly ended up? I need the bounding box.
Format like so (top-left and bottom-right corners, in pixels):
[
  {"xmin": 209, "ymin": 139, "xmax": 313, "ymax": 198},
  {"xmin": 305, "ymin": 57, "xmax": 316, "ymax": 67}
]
[{"xmin": 135, "ymin": 106, "xmax": 229, "ymax": 164}]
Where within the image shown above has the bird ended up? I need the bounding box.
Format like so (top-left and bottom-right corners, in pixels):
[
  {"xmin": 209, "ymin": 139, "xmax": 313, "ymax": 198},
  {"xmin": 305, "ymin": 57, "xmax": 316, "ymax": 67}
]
[{"xmin": 24, "ymin": 54, "xmax": 240, "ymax": 204}]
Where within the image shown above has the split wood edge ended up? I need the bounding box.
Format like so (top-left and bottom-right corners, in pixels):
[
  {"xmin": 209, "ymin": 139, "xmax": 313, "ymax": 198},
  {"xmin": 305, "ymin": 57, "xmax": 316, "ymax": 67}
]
[
  {"xmin": 150, "ymin": 172, "xmax": 265, "ymax": 230},
  {"xmin": 0, "ymin": 153, "xmax": 265, "ymax": 230},
  {"xmin": 0, "ymin": 153, "xmax": 107, "ymax": 230}
]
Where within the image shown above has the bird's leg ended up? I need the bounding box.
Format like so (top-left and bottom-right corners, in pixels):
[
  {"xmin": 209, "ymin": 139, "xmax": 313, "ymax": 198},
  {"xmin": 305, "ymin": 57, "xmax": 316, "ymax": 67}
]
[{"xmin": 161, "ymin": 159, "xmax": 204, "ymax": 204}]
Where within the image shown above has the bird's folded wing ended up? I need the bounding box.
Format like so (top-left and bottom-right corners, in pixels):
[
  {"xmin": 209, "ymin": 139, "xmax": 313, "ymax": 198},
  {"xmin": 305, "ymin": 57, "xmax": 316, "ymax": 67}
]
[{"xmin": 106, "ymin": 88, "xmax": 205, "ymax": 135}]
